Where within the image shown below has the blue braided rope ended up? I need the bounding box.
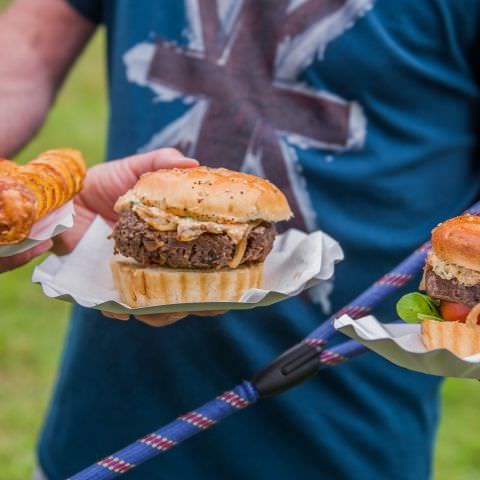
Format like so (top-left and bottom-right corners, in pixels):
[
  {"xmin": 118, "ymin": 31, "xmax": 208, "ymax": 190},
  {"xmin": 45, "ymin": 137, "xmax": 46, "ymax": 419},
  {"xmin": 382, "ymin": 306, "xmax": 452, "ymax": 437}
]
[
  {"xmin": 310, "ymin": 202, "xmax": 480, "ymax": 364},
  {"xmin": 70, "ymin": 202, "xmax": 480, "ymax": 478},
  {"xmin": 304, "ymin": 242, "xmax": 429, "ymax": 347},
  {"xmin": 69, "ymin": 381, "xmax": 259, "ymax": 479}
]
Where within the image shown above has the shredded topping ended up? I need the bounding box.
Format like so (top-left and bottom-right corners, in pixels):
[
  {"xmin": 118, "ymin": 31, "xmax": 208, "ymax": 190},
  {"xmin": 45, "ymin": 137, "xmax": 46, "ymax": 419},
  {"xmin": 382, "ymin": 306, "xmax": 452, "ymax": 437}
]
[{"xmin": 428, "ymin": 251, "xmax": 480, "ymax": 287}]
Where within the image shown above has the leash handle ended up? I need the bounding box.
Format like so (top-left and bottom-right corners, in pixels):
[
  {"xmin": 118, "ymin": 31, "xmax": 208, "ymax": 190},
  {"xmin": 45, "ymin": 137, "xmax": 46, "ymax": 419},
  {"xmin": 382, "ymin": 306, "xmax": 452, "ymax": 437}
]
[{"xmin": 251, "ymin": 342, "xmax": 323, "ymax": 397}]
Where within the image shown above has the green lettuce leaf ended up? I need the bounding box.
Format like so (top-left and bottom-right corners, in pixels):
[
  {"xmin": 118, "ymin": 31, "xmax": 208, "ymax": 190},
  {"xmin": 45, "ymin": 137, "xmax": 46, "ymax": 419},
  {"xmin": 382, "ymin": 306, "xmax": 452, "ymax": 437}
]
[{"xmin": 396, "ymin": 292, "xmax": 442, "ymax": 323}]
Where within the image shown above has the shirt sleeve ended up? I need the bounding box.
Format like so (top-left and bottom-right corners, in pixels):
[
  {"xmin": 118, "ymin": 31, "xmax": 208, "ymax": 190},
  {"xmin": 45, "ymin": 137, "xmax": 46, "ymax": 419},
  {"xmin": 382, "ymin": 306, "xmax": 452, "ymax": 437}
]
[{"xmin": 65, "ymin": 0, "xmax": 103, "ymax": 24}]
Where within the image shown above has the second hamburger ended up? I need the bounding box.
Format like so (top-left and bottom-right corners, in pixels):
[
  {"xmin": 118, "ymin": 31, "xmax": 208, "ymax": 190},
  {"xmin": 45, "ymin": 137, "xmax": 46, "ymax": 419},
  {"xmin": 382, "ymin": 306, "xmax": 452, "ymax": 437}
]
[{"xmin": 397, "ymin": 214, "xmax": 480, "ymax": 356}]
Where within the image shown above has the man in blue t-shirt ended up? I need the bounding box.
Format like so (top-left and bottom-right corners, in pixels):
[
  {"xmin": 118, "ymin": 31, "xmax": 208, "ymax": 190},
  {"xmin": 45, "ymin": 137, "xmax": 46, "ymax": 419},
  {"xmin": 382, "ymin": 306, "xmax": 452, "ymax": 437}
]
[{"xmin": 3, "ymin": 1, "xmax": 480, "ymax": 479}]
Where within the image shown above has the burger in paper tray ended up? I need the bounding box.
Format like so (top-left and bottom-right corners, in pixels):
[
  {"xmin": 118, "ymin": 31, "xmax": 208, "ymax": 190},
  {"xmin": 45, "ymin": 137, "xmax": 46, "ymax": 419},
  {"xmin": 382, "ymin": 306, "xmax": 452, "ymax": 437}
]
[{"xmin": 397, "ymin": 214, "xmax": 480, "ymax": 357}]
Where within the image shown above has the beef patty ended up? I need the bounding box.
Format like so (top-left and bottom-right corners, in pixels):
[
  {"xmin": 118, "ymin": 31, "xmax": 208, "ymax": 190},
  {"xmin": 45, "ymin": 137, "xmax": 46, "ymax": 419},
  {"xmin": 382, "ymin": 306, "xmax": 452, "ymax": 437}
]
[
  {"xmin": 424, "ymin": 267, "xmax": 480, "ymax": 307},
  {"xmin": 112, "ymin": 210, "xmax": 276, "ymax": 269}
]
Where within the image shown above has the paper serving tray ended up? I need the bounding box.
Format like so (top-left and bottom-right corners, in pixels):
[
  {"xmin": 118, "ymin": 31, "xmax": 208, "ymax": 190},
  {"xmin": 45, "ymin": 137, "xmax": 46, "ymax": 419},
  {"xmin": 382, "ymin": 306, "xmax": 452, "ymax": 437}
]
[
  {"xmin": 33, "ymin": 216, "xmax": 344, "ymax": 315},
  {"xmin": 0, "ymin": 202, "xmax": 75, "ymax": 257},
  {"xmin": 334, "ymin": 315, "xmax": 480, "ymax": 379}
]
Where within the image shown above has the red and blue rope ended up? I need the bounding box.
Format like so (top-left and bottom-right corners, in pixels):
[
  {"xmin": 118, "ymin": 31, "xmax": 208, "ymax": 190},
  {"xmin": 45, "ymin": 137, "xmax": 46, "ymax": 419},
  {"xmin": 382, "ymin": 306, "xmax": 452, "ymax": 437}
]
[
  {"xmin": 70, "ymin": 382, "xmax": 258, "ymax": 479},
  {"xmin": 69, "ymin": 203, "xmax": 480, "ymax": 479}
]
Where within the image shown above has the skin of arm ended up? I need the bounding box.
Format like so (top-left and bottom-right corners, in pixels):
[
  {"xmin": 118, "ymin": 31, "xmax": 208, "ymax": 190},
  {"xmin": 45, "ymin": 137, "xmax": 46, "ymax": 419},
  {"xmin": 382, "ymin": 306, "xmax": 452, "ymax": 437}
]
[{"xmin": 0, "ymin": 0, "xmax": 96, "ymax": 157}]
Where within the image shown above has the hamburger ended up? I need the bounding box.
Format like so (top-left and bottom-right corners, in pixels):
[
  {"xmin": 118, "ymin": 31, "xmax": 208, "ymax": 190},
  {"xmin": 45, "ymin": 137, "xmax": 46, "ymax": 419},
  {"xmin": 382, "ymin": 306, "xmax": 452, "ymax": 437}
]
[
  {"xmin": 110, "ymin": 166, "xmax": 292, "ymax": 307},
  {"xmin": 397, "ymin": 214, "xmax": 480, "ymax": 356}
]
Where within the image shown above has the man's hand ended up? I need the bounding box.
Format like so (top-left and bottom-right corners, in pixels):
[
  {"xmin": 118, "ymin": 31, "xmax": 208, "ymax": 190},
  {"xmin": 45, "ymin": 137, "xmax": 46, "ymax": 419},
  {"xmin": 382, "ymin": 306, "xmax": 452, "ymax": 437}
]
[
  {"xmin": 0, "ymin": 239, "xmax": 52, "ymax": 273},
  {"xmin": 102, "ymin": 310, "xmax": 228, "ymax": 327},
  {"xmin": 52, "ymin": 148, "xmax": 198, "ymax": 253},
  {"xmin": 53, "ymin": 148, "xmax": 225, "ymax": 326}
]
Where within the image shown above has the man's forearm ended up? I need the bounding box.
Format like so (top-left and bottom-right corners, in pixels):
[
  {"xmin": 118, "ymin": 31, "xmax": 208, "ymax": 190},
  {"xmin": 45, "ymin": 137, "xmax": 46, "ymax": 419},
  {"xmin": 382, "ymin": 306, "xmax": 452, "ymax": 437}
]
[
  {"xmin": 0, "ymin": 11, "xmax": 53, "ymax": 157},
  {"xmin": 0, "ymin": 0, "xmax": 96, "ymax": 157}
]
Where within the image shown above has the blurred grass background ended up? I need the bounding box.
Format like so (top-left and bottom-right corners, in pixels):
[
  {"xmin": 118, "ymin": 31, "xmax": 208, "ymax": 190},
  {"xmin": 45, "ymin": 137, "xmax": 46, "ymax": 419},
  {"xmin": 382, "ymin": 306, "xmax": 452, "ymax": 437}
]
[{"xmin": 0, "ymin": 1, "xmax": 479, "ymax": 479}]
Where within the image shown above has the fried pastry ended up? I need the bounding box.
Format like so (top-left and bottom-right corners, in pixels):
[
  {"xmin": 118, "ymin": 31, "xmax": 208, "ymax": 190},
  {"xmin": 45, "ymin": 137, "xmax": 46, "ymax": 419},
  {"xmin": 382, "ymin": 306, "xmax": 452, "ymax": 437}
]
[{"xmin": 0, "ymin": 148, "xmax": 86, "ymax": 245}]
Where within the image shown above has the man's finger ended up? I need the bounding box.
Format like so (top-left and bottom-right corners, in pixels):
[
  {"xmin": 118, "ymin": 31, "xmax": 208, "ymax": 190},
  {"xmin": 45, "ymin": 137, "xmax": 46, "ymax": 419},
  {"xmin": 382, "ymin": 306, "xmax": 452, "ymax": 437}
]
[
  {"xmin": 193, "ymin": 310, "xmax": 228, "ymax": 317},
  {"xmin": 135, "ymin": 312, "xmax": 188, "ymax": 327},
  {"xmin": 122, "ymin": 149, "xmax": 199, "ymax": 178},
  {"xmin": 101, "ymin": 311, "xmax": 130, "ymax": 321},
  {"xmin": 0, "ymin": 239, "xmax": 53, "ymax": 273}
]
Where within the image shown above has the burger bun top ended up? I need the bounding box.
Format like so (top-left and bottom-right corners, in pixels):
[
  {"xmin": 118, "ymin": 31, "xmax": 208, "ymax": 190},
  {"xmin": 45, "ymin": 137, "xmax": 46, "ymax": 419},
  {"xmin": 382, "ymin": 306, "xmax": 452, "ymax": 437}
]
[
  {"xmin": 115, "ymin": 166, "xmax": 293, "ymax": 224},
  {"xmin": 431, "ymin": 214, "xmax": 480, "ymax": 271}
]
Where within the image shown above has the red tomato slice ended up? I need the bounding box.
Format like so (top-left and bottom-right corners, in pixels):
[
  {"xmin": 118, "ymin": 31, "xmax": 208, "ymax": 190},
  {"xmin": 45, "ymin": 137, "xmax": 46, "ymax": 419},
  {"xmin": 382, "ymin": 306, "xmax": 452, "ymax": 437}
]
[{"xmin": 439, "ymin": 301, "xmax": 472, "ymax": 323}]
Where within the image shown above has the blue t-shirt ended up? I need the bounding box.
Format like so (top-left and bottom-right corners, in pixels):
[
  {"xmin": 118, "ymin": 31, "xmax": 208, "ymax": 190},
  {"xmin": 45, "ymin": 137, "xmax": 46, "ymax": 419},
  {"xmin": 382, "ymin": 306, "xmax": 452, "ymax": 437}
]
[{"xmin": 39, "ymin": 1, "xmax": 480, "ymax": 478}]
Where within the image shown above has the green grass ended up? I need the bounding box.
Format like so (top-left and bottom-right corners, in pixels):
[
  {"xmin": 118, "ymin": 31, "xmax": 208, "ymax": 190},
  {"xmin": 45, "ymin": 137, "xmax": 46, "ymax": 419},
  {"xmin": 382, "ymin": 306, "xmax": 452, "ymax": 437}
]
[
  {"xmin": 436, "ymin": 379, "xmax": 480, "ymax": 479},
  {"xmin": 0, "ymin": 1, "xmax": 479, "ymax": 479}
]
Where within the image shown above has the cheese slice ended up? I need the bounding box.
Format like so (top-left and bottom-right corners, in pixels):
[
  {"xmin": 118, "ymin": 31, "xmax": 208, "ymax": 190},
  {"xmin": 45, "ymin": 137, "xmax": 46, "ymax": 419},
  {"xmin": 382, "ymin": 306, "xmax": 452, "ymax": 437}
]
[{"xmin": 132, "ymin": 203, "xmax": 253, "ymax": 243}]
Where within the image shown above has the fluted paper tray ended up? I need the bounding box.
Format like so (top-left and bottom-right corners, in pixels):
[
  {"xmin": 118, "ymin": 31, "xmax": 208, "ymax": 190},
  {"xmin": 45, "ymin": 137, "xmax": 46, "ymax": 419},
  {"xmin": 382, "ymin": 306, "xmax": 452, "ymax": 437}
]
[
  {"xmin": 0, "ymin": 202, "xmax": 74, "ymax": 257},
  {"xmin": 334, "ymin": 315, "xmax": 480, "ymax": 378},
  {"xmin": 32, "ymin": 216, "xmax": 344, "ymax": 315}
]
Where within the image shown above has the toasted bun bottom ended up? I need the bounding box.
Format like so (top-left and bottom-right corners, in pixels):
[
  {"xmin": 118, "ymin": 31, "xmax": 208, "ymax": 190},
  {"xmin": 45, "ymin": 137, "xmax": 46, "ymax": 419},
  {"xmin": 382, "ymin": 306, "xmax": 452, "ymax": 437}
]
[
  {"xmin": 421, "ymin": 320, "xmax": 480, "ymax": 357},
  {"xmin": 110, "ymin": 256, "xmax": 263, "ymax": 308}
]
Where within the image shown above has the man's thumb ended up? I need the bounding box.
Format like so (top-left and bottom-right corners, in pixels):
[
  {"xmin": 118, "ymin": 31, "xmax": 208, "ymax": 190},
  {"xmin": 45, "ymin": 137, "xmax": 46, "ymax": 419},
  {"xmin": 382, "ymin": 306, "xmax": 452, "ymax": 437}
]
[
  {"xmin": 123, "ymin": 148, "xmax": 198, "ymax": 178},
  {"xmin": 0, "ymin": 239, "xmax": 52, "ymax": 273}
]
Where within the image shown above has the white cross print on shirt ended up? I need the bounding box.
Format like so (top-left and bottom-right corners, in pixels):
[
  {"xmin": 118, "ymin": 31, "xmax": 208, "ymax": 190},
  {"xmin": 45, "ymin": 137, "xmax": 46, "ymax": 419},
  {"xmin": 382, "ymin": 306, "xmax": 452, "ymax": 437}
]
[{"xmin": 124, "ymin": 0, "xmax": 374, "ymax": 231}]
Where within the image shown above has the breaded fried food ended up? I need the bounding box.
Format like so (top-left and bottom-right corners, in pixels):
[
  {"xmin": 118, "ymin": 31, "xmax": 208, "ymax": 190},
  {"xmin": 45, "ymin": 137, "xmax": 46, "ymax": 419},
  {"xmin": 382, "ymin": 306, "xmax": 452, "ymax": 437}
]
[
  {"xmin": 0, "ymin": 177, "xmax": 37, "ymax": 245},
  {"xmin": 0, "ymin": 159, "xmax": 19, "ymax": 175},
  {"xmin": 0, "ymin": 148, "xmax": 86, "ymax": 245}
]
